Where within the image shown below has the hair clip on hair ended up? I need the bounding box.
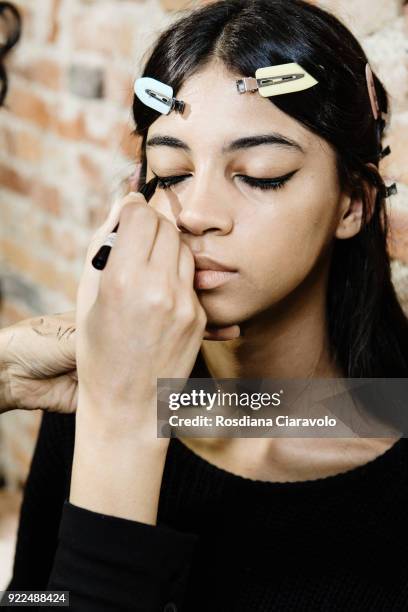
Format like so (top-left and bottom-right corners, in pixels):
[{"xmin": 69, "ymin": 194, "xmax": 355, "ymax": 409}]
[
  {"xmin": 384, "ymin": 182, "xmax": 397, "ymax": 198},
  {"xmin": 379, "ymin": 145, "xmax": 391, "ymax": 160},
  {"xmin": 236, "ymin": 62, "xmax": 318, "ymax": 97},
  {"xmin": 365, "ymin": 63, "xmax": 381, "ymax": 121},
  {"xmin": 365, "ymin": 63, "xmax": 391, "ymax": 164},
  {"xmin": 134, "ymin": 76, "xmax": 185, "ymax": 115}
]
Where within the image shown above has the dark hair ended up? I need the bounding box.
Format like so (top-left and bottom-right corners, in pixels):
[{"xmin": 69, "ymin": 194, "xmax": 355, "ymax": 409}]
[
  {"xmin": 132, "ymin": 0, "xmax": 408, "ymax": 378},
  {"xmin": 0, "ymin": 2, "xmax": 21, "ymax": 106}
]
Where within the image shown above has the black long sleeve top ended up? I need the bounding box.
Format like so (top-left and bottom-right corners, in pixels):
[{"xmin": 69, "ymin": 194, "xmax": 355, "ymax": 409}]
[{"xmin": 3, "ymin": 351, "xmax": 408, "ymax": 611}]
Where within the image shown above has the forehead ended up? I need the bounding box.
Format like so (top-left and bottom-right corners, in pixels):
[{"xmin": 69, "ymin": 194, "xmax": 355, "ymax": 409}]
[{"xmin": 146, "ymin": 61, "xmax": 325, "ymax": 155}]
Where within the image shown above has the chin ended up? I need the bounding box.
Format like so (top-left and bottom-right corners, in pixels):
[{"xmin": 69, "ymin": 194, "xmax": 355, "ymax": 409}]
[{"xmin": 198, "ymin": 296, "xmax": 251, "ymax": 329}]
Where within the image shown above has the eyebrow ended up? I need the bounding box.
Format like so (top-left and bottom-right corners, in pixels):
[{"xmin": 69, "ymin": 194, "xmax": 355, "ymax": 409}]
[{"xmin": 146, "ymin": 132, "xmax": 305, "ymax": 154}]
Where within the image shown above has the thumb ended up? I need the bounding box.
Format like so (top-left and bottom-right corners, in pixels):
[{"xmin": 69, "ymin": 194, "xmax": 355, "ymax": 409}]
[{"xmin": 49, "ymin": 310, "xmax": 77, "ymax": 369}]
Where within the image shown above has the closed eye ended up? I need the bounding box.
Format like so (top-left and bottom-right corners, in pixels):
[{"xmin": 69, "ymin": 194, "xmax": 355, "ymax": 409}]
[{"xmin": 152, "ymin": 170, "xmax": 298, "ymax": 191}]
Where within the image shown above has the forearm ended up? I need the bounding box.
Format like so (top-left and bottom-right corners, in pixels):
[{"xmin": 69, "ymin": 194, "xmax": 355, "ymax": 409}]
[{"xmin": 69, "ymin": 406, "xmax": 170, "ymax": 524}]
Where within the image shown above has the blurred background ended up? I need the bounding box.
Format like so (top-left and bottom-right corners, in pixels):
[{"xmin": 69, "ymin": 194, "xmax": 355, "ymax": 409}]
[{"xmin": 0, "ymin": 0, "xmax": 407, "ymax": 589}]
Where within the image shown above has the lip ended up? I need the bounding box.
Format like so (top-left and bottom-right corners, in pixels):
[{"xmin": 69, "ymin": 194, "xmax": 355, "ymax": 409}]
[
  {"xmin": 193, "ymin": 254, "xmax": 236, "ymax": 272},
  {"xmin": 194, "ymin": 270, "xmax": 237, "ymax": 290}
]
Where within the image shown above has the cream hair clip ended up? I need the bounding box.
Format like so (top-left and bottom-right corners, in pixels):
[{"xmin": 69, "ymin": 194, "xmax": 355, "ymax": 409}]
[{"xmin": 236, "ymin": 62, "xmax": 318, "ymax": 97}]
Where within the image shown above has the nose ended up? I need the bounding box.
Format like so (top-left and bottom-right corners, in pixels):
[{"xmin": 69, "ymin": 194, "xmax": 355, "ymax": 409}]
[{"xmin": 175, "ymin": 176, "xmax": 233, "ymax": 236}]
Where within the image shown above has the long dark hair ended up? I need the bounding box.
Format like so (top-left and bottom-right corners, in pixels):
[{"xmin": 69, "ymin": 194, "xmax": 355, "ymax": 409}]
[
  {"xmin": 0, "ymin": 2, "xmax": 21, "ymax": 105},
  {"xmin": 131, "ymin": 0, "xmax": 408, "ymax": 378}
]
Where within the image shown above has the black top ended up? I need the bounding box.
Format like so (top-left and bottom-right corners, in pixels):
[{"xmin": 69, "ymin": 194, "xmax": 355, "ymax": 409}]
[{"xmin": 3, "ymin": 351, "xmax": 408, "ymax": 611}]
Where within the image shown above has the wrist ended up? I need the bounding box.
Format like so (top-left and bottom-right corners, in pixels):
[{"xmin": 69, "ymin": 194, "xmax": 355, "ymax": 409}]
[
  {"xmin": 71, "ymin": 409, "xmax": 170, "ymax": 523},
  {"xmin": 75, "ymin": 396, "xmax": 170, "ymax": 451}
]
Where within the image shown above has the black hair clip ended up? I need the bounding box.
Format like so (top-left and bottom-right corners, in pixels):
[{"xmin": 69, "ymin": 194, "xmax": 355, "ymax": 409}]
[
  {"xmin": 379, "ymin": 145, "xmax": 391, "ymax": 160},
  {"xmin": 384, "ymin": 182, "xmax": 397, "ymax": 198}
]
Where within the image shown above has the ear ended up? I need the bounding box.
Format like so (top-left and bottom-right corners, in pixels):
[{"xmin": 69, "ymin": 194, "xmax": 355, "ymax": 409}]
[{"xmin": 335, "ymin": 162, "xmax": 378, "ymax": 240}]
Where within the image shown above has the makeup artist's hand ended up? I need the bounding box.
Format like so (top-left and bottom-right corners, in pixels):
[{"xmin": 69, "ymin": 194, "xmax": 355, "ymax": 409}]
[
  {"xmin": 0, "ymin": 311, "xmax": 77, "ymax": 414},
  {"xmin": 71, "ymin": 191, "xmax": 240, "ymax": 522},
  {"xmin": 75, "ymin": 191, "xmax": 230, "ymax": 438}
]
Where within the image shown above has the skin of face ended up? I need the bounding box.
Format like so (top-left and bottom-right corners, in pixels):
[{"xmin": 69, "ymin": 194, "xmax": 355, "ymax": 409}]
[{"xmin": 144, "ymin": 59, "xmax": 374, "ymax": 380}]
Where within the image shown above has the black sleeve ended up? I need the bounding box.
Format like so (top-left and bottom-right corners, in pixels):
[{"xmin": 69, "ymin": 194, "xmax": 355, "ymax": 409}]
[
  {"xmin": 47, "ymin": 501, "xmax": 199, "ymax": 611},
  {"xmin": 5, "ymin": 411, "xmax": 69, "ymax": 591},
  {"xmin": 3, "ymin": 409, "xmax": 199, "ymax": 611}
]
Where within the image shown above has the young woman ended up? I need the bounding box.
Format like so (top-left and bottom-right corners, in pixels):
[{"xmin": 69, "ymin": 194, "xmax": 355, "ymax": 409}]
[{"xmin": 4, "ymin": 0, "xmax": 408, "ymax": 610}]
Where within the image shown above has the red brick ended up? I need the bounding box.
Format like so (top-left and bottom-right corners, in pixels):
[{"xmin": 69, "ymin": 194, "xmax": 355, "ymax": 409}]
[
  {"xmin": 7, "ymin": 89, "xmax": 111, "ymax": 148},
  {"xmin": 53, "ymin": 112, "xmax": 109, "ymax": 147},
  {"xmin": 58, "ymin": 229, "xmax": 81, "ymax": 261},
  {"xmin": 13, "ymin": 57, "xmax": 63, "ymax": 91},
  {"xmin": 0, "ymin": 163, "xmax": 61, "ymax": 216},
  {"xmin": 0, "ymin": 238, "xmax": 78, "ymax": 301},
  {"xmin": 105, "ymin": 65, "xmax": 134, "ymax": 107},
  {"xmin": 0, "ymin": 164, "xmax": 29, "ymax": 196},
  {"xmin": 8, "ymin": 87, "xmax": 51, "ymax": 129},
  {"xmin": 72, "ymin": 14, "xmax": 135, "ymax": 59},
  {"xmin": 39, "ymin": 222, "xmax": 54, "ymax": 247},
  {"xmin": 116, "ymin": 123, "xmax": 141, "ymax": 160},
  {"xmin": 4, "ymin": 128, "xmax": 44, "ymax": 163},
  {"xmin": 79, "ymin": 153, "xmax": 104, "ymax": 188},
  {"xmin": 53, "ymin": 112, "xmax": 86, "ymax": 141},
  {"xmin": 31, "ymin": 181, "xmax": 61, "ymax": 217},
  {"xmin": 38, "ymin": 224, "xmax": 79, "ymax": 261},
  {"xmin": 7, "ymin": 88, "xmax": 108, "ymax": 147},
  {"xmin": 86, "ymin": 193, "xmax": 113, "ymax": 229}
]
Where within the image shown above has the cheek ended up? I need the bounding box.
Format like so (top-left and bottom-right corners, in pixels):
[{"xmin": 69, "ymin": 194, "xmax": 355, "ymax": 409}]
[{"xmin": 238, "ymin": 194, "xmax": 336, "ymax": 295}]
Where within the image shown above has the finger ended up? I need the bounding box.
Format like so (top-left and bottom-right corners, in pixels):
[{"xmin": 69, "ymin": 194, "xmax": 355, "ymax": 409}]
[
  {"xmin": 203, "ymin": 325, "xmax": 241, "ymax": 341},
  {"xmin": 77, "ymin": 195, "xmax": 144, "ymax": 324},
  {"xmin": 48, "ymin": 310, "xmax": 76, "ymax": 323},
  {"xmin": 46, "ymin": 311, "xmax": 76, "ymax": 368},
  {"xmin": 35, "ymin": 372, "xmax": 78, "ymax": 414},
  {"xmin": 148, "ymin": 216, "xmax": 181, "ymax": 278},
  {"xmin": 178, "ymin": 242, "xmax": 195, "ymax": 283},
  {"xmin": 58, "ymin": 325, "xmax": 76, "ymax": 368},
  {"xmin": 88, "ymin": 193, "xmax": 145, "ymax": 261},
  {"xmin": 102, "ymin": 199, "xmax": 160, "ymax": 277}
]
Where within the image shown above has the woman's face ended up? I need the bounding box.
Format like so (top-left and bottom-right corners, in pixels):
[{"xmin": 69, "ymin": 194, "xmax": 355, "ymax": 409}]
[{"xmin": 144, "ymin": 60, "xmax": 353, "ymax": 329}]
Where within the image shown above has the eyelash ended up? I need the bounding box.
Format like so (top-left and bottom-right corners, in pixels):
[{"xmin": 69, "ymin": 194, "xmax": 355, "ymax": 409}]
[{"xmin": 153, "ymin": 170, "xmax": 297, "ymax": 191}]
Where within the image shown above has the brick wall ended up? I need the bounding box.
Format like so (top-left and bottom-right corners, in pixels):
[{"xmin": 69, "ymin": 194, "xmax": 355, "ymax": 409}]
[{"xmin": 0, "ymin": 0, "xmax": 407, "ymax": 488}]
